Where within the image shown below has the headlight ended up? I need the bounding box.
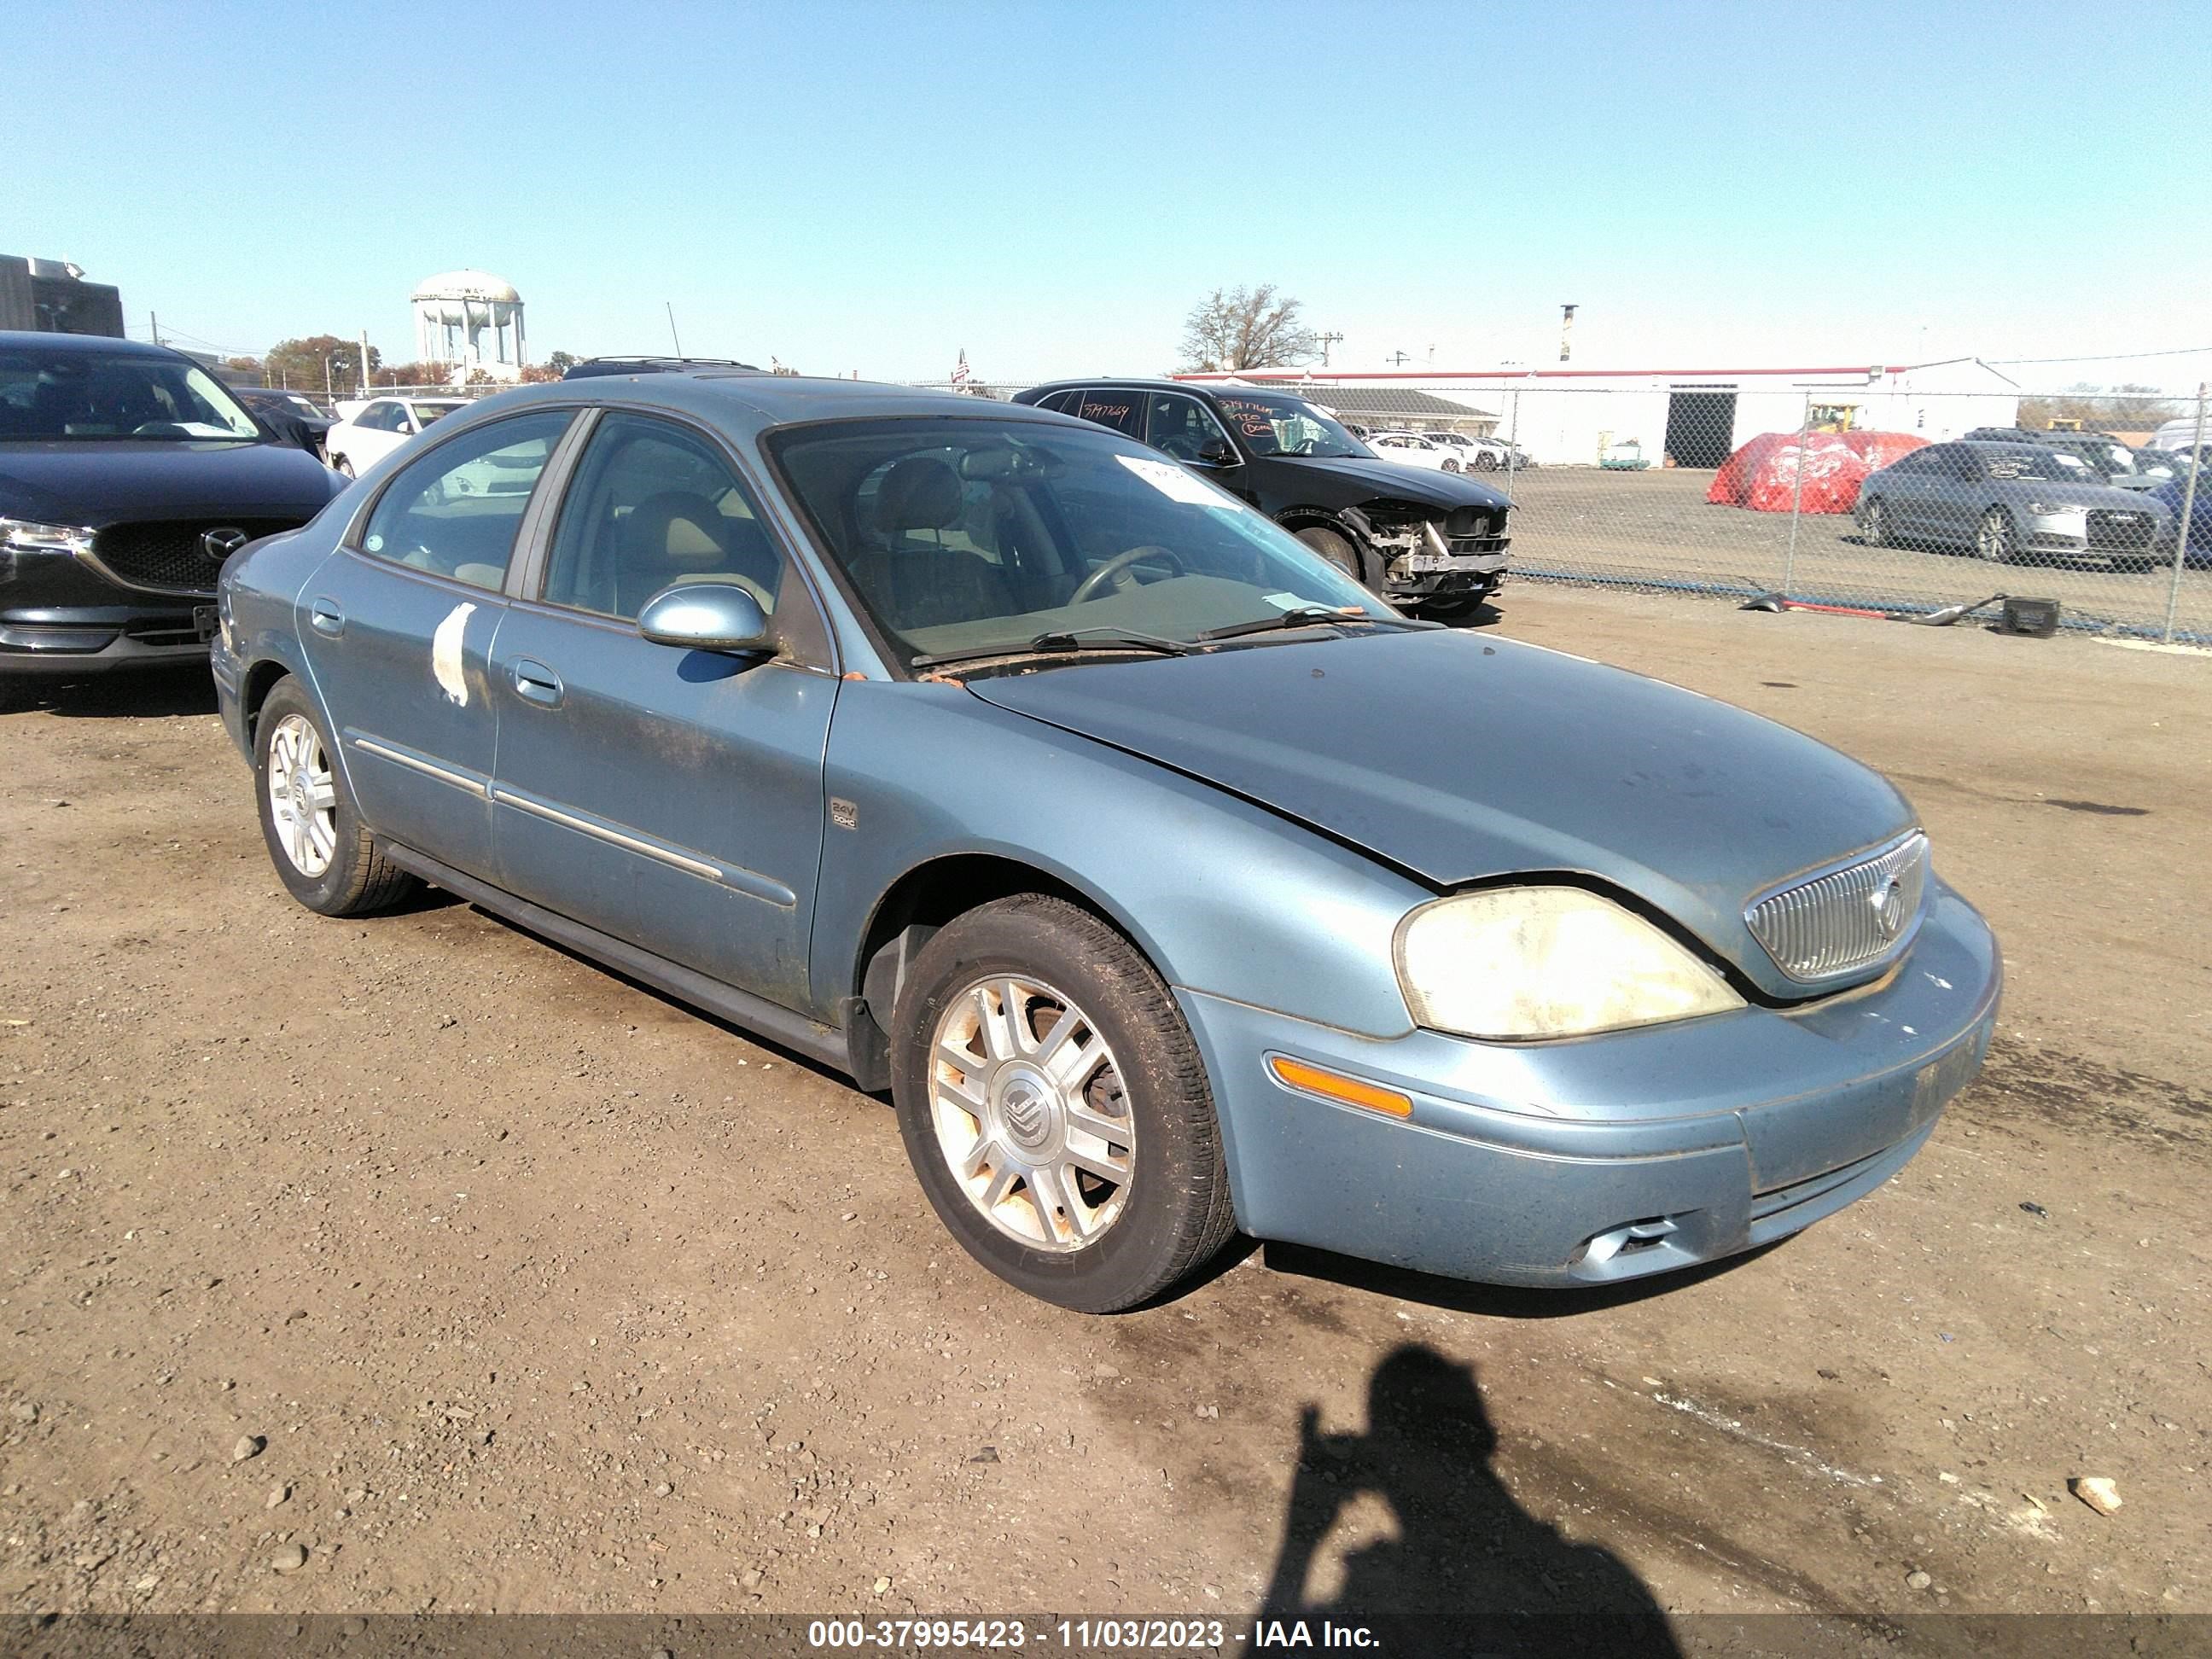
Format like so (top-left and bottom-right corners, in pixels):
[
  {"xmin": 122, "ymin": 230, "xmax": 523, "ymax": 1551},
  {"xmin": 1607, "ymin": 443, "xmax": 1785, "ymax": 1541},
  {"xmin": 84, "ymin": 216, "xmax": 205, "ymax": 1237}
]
[
  {"xmin": 1, "ymin": 516, "xmax": 98, "ymax": 556},
  {"xmin": 1394, "ymin": 886, "xmax": 1744, "ymax": 1039},
  {"xmin": 2025, "ymin": 501, "xmax": 2084, "ymax": 517}
]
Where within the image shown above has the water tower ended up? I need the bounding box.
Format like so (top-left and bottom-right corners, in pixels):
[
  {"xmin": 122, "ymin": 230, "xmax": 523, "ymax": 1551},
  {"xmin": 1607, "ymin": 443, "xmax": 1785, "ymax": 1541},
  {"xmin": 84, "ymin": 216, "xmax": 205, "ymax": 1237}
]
[{"xmin": 410, "ymin": 270, "xmax": 526, "ymax": 381}]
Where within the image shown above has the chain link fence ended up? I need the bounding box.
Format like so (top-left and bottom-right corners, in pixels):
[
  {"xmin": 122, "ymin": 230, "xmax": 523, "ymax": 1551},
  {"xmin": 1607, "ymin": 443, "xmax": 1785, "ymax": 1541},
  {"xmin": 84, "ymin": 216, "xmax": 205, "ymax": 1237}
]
[{"xmin": 907, "ymin": 375, "xmax": 2212, "ymax": 645}]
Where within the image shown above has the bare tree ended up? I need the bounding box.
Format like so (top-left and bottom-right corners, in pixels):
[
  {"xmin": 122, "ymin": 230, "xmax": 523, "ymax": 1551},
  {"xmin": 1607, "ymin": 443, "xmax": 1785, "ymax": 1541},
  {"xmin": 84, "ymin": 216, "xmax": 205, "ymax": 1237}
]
[
  {"xmin": 2017, "ymin": 381, "xmax": 2179, "ymax": 434},
  {"xmin": 1179, "ymin": 284, "xmax": 1321, "ymax": 372}
]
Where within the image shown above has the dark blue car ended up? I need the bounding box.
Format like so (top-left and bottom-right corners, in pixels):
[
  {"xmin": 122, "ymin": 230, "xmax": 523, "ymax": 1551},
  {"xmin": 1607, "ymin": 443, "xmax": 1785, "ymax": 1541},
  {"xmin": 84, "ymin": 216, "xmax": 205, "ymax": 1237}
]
[
  {"xmin": 0, "ymin": 331, "xmax": 343, "ymax": 694},
  {"xmin": 2146, "ymin": 470, "xmax": 2212, "ymax": 567},
  {"xmin": 212, "ymin": 370, "xmax": 2000, "ymax": 1312}
]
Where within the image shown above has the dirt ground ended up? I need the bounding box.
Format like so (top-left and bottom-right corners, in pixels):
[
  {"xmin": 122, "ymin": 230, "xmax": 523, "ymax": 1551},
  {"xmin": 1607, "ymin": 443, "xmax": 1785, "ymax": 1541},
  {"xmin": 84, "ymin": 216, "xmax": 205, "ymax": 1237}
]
[
  {"xmin": 3, "ymin": 584, "xmax": 2208, "ymax": 1635},
  {"xmin": 1501, "ymin": 466, "xmax": 2212, "ymax": 641}
]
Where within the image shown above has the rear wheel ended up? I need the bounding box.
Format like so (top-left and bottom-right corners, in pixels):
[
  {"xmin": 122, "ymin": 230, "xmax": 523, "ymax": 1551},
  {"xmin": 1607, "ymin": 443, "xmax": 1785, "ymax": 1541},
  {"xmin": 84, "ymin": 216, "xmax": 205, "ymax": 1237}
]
[
  {"xmin": 254, "ymin": 677, "xmax": 418, "ymax": 917},
  {"xmin": 1441, "ymin": 457, "xmax": 1461, "ymax": 474},
  {"xmin": 1974, "ymin": 507, "xmax": 2018, "ymax": 564},
  {"xmin": 889, "ymin": 894, "xmax": 1236, "ymax": 1313}
]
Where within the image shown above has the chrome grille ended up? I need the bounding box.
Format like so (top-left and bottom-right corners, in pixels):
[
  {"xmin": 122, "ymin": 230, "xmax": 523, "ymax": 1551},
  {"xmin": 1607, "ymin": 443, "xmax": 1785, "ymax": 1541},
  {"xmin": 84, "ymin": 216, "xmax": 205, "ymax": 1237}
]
[{"xmin": 1746, "ymin": 832, "xmax": 1929, "ymax": 984}]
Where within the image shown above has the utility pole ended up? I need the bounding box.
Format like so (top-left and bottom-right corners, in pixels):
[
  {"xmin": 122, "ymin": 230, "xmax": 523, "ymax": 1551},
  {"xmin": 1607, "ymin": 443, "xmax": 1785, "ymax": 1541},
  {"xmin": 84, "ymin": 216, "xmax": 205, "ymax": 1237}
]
[
  {"xmin": 323, "ymin": 352, "xmax": 335, "ymax": 401},
  {"xmin": 359, "ymin": 329, "xmax": 372, "ymax": 397},
  {"xmin": 1317, "ymin": 331, "xmax": 1343, "ymax": 367},
  {"xmin": 149, "ymin": 311, "xmax": 160, "ymax": 347}
]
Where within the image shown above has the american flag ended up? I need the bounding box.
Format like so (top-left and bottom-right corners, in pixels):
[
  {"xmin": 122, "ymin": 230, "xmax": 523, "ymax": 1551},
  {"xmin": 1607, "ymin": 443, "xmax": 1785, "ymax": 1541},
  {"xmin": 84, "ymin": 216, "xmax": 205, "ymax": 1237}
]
[{"xmin": 952, "ymin": 348, "xmax": 969, "ymax": 387}]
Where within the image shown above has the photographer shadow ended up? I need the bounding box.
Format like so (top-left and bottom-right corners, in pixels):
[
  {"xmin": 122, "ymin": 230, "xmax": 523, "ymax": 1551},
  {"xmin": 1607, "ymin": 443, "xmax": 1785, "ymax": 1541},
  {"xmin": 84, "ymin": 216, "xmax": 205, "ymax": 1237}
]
[{"xmin": 1256, "ymin": 1344, "xmax": 1680, "ymax": 1658}]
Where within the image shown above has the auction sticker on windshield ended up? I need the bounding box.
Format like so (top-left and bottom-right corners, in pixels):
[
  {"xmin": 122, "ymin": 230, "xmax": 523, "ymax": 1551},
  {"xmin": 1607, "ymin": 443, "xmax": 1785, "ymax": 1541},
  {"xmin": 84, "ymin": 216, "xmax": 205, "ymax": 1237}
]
[{"xmin": 1116, "ymin": 452, "xmax": 1234, "ymax": 507}]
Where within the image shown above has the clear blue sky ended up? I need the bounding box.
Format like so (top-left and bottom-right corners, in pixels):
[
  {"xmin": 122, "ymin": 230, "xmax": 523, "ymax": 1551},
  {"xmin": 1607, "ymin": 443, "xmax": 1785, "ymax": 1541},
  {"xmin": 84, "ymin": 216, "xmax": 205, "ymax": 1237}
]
[{"xmin": 19, "ymin": 0, "xmax": 2212, "ymax": 388}]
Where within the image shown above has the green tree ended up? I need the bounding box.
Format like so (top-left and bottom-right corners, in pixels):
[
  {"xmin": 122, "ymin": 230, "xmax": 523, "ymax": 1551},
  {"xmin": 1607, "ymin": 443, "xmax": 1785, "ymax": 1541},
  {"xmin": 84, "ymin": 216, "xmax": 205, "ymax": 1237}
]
[{"xmin": 264, "ymin": 335, "xmax": 381, "ymax": 397}]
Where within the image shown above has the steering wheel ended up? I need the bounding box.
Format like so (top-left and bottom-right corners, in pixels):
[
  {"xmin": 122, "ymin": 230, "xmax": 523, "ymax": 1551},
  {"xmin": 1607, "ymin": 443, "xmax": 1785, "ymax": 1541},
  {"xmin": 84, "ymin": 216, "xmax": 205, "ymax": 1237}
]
[
  {"xmin": 1071, "ymin": 544, "xmax": 1187, "ymax": 604},
  {"xmin": 1153, "ymin": 433, "xmax": 1202, "ymax": 461}
]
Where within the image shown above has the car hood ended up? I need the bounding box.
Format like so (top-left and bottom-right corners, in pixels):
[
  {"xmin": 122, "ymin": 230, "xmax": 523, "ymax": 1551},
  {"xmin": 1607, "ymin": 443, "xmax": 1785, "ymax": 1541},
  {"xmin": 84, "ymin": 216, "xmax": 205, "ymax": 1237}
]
[
  {"xmin": 963, "ymin": 630, "xmax": 1918, "ymax": 998},
  {"xmin": 1278, "ymin": 454, "xmax": 1511, "ymax": 509},
  {"xmin": 0, "ymin": 439, "xmax": 342, "ymax": 527}
]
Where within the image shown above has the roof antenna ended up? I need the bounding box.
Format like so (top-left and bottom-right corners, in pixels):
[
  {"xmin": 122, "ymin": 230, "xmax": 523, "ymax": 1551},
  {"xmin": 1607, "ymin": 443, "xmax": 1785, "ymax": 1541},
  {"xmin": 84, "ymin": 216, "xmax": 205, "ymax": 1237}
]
[{"xmin": 665, "ymin": 302, "xmax": 683, "ymax": 356}]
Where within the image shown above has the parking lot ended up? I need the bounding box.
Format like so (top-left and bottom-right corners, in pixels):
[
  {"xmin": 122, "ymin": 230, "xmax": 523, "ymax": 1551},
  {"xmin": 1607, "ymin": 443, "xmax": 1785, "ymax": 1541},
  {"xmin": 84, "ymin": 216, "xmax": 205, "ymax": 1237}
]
[
  {"xmin": 2, "ymin": 584, "xmax": 2207, "ymax": 1632},
  {"xmin": 1503, "ymin": 467, "xmax": 2212, "ymax": 639}
]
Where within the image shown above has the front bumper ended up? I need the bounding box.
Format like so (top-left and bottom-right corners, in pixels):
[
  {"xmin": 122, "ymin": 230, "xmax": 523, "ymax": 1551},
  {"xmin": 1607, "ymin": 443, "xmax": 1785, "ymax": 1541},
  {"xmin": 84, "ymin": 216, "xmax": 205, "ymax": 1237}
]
[
  {"xmin": 0, "ymin": 602, "xmax": 214, "ymax": 675},
  {"xmin": 1178, "ymin": 879, "xmax": 2000, "ymax": 1288}
]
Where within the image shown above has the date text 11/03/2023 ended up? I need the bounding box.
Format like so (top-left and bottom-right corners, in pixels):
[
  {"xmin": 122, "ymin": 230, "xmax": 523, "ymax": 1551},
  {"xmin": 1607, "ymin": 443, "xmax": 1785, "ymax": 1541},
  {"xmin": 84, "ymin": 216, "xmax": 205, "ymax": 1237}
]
[{"xmin": 804, "ymin": 1617, "xmax": 1378, "ymax": 1648}]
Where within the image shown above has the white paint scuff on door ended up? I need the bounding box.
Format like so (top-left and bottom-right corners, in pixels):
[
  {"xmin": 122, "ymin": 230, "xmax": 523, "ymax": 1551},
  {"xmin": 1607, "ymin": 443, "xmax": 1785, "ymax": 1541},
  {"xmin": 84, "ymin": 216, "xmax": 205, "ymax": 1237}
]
[{"xmin": 432, "ymin": 602, "xmax": 476, "ymax": 706}]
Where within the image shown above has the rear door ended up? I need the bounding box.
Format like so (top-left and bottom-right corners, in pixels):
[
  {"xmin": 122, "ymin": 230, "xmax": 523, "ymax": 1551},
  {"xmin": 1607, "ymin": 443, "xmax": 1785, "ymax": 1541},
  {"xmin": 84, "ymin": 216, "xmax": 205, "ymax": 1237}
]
[
  {"xmin": 486, "ymin": 410, "xmax": 839, "ymax": 1008},
  {"xmin": 300, "ymin": 409, "xmax": 577, "ymax": 879}
]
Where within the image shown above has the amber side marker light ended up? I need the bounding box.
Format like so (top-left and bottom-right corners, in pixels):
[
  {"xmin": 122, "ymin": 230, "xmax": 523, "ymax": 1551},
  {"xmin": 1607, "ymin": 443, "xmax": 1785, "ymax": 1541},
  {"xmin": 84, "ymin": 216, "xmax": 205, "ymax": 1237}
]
[{"xmin": 1267, "ymin": 1056, "xmax": 1414, "ymax": 1119}]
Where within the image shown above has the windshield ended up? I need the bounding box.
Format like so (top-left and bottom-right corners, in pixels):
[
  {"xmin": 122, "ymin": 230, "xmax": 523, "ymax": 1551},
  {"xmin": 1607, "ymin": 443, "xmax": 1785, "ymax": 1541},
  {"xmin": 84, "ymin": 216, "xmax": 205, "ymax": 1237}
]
[
  {"xmin": 1986, "ymin": 449, "xmax": 2093, "ymax": 481},
  {"xmin": 1211, "ymin": 393, "xmax": 1369, "ymax": 458},
  {"xmin": 769, "ymin": 416, "xmax": 1394, "ymax": 668},
  {"xmin": 0, "ymin": 346, "xmax": 263, "ymax": 441}
]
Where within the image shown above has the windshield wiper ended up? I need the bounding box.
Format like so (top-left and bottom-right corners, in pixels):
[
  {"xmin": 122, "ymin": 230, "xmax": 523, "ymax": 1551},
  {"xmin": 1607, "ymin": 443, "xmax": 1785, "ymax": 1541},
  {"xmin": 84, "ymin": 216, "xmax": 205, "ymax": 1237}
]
[
  {"xmin": 1197, "ymin": 606, "xmax": 1383, "ymax": 642},
  {"xmin": 908, "ymin": 629, "xmax": 1195, "ymax": 670}
]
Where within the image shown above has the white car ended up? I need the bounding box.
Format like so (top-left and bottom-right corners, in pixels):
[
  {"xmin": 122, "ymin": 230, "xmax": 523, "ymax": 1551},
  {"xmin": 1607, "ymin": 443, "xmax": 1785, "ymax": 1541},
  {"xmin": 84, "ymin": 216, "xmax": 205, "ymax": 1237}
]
[
  {"xmin": 322, "ymin": 395, "xmax": 467, "ymax": 477},
  {"xmin": 1365, "ymin": 429, "xmax": 1464, "ymax": 473}
]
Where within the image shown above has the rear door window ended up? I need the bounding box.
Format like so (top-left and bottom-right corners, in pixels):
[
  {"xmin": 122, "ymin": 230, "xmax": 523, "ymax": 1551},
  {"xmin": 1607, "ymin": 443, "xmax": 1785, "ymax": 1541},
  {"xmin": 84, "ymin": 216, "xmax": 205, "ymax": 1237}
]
[
  {"xmin": 1072, "ymin": 388, "xmax": 1144, "ymax": 439},
  {"xmin": 358, "ymin": 410, "xmax": 574, "ymax": 591}
]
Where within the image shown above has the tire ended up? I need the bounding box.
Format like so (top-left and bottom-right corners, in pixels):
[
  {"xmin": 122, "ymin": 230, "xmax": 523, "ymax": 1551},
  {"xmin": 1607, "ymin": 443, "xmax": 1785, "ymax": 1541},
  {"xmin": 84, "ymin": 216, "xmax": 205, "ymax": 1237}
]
[
  {"xmin": 1292, "ymin": 524, "xmax": 1368, "ymax": 588},
  {"xmin": 333, "ymin": 454, "xmax": 355, "ymax": 478},
  {"xmin": 1473, "ymin": 451, "xmax": 1499, "ymax": 471},
  {"xmin": 1441, "ymin": 458, "xmax": 1461, "ymax": 474},
  {"xmin": 1417, "ymin": 593, "xmax": 1489, "ymax": 623},
  {"xmin": 253, "ymin": 676, "xmax": 418, "ymax": 917},
  {"xmin": 1974, "ymin": 507, "xmax": 2018, "ymax": 564},
  {"xmin": 1861, "ymin": 496, "xmax": 1889, "ymax": 548},
  {"xmin": 889, "ymin": 894, "xmax": 1237, "ymax": 1313}
]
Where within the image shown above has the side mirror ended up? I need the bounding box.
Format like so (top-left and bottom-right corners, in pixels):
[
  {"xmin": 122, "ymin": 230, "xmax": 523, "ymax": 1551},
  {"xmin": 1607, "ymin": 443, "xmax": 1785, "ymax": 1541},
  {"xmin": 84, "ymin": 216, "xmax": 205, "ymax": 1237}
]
[
  {"xmin": 1195, "ymin": 438, "xmax": 1237, "ymax": 466},
  {"xmin": 637, "ymin": 582, "xmax": 774, "ymax": 655}
]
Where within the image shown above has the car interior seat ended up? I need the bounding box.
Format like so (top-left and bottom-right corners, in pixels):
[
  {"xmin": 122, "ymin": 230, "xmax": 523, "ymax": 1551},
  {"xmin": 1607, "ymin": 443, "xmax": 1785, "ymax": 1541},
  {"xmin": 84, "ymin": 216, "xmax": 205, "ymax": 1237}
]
[
  {"xmin": 614, "ymin": 490, "xmax": 777, "ymax": 617},
  {"xmin": 845, "ymin": 457, "xmax": 1016, "ymax": 632}
]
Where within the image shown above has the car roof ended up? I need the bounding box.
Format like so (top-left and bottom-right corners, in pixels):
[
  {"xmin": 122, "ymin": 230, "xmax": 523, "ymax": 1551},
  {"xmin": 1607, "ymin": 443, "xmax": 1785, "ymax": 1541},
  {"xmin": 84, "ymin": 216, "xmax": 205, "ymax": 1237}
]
[
  {"xmin": 422, "ymin": 373, "xmax": 1070, "ymax": 440},
  {"xmin": 0, "ymin": 329, "xmax": 193, "ymax": 362}
]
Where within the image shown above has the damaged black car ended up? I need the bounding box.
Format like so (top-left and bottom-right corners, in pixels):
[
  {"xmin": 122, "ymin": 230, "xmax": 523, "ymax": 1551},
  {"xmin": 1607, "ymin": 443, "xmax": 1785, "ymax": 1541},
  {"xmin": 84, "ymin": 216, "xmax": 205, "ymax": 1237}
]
[{"xmin": 1014, "ymin": 378, "xmax": 1511, "ymax": 619}]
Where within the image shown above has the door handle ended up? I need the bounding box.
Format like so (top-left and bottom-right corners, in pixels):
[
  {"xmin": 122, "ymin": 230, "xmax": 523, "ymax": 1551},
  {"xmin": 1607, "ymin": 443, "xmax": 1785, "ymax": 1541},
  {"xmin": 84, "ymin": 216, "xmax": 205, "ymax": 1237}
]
[
  {"xmin": 309, "ymin": 598, "xmax": 344, "ymax": 637},
  {"xmin": 510, "ymin": 657, "xmax": 563, "ymax": 707}
]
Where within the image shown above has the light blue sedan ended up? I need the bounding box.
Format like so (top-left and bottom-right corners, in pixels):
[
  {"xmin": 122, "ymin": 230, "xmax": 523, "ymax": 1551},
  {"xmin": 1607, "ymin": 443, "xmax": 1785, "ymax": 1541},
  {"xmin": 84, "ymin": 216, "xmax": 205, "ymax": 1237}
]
[{"xmin": 212, "ymin": 371, "xmax": 2000, "ymax": 1312}]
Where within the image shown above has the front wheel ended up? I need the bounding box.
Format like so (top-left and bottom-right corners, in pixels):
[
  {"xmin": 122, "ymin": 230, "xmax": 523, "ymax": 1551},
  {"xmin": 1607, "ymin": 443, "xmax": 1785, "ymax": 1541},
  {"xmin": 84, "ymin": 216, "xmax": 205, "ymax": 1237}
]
[
  {"xmin": 332, "ymin": 454, "xmax": 355, "ymax": 478},
  {"xmin": 1292, "ymin": 524, "xmax": 1368, "ymax": 588},
  {"xmin": 1861, "ymin": 496, "xmax": 1889, "ymax": 548},
  {"xmin": 254, "ymin": 677, "xmax": 418, "ymax": 916},
  {"xmin": 1441, "ymin": 458, "xmax": 1461, "ymax": 474},
  {"xmin": 1974, "ymin": 507, "xmax": 2018, "ymax": 564},
  {"xmin": 890, "ymin": 894, "xmax": 1236, "ymax": 1313}
]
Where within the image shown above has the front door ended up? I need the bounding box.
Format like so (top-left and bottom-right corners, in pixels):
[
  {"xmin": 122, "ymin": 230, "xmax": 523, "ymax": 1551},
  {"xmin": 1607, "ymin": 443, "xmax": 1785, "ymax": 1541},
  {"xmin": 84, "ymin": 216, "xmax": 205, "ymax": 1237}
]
[
  {"xmin": 300, "ymin": 409, "xmax": 575, "ymax": 880},
  {"xmin": 487, "ymin": 410, "xmax": 838, "ymax": 1010}
]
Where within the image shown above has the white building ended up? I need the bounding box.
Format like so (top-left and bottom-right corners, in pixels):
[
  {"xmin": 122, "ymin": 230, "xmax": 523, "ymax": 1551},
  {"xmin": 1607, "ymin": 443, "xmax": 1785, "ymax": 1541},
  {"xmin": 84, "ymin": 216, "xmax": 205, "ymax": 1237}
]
[
  {"xmin": 1180, "ymin": 358, "xmax": 2022, "ymax": 467},
  {"xmin": 410, "ymin": 269, "xmax": 527, "ymax": 382}
]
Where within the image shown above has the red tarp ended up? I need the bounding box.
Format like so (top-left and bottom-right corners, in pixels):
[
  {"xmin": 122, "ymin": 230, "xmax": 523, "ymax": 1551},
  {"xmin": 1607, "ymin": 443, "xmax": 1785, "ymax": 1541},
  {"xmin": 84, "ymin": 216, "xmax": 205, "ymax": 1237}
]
[{"xmin": 1707, "ymin": 430, "xmax": 1929, "ymax": 513}]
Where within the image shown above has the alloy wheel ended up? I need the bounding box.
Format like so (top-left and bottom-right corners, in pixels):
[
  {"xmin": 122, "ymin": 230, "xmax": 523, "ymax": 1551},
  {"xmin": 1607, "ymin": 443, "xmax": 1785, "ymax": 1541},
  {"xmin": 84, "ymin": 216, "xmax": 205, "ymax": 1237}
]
[
  {"xmin": 265, "ymin": 713, "xmax": 337, "ymax": 877},
  {"xmin": 929, "ymin": 975, "xmax": 1134, "ymax": 1252}
]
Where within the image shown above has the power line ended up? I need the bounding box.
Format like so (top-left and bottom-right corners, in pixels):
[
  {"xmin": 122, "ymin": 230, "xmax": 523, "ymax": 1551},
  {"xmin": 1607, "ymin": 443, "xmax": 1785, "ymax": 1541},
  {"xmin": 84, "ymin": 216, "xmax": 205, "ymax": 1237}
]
[{"xmin": 1986, "ymin": 344, "xmax": 2212, "ymax": 366}]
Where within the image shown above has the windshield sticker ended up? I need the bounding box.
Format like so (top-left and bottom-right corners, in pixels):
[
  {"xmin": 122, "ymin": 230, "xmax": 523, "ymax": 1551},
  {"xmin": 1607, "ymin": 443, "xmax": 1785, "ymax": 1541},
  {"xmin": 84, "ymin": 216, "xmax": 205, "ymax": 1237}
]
[
  {"xmin": 1262, "ymin": 591, "xmax": 1309, "ymax": 610},
  {"xmin": 431, "ymin": 602, "xmax": 475, "ymax": 706},
  {"xmin": 1115, "ymin": 452, "xmax": 1232, "ymax": 506}
]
